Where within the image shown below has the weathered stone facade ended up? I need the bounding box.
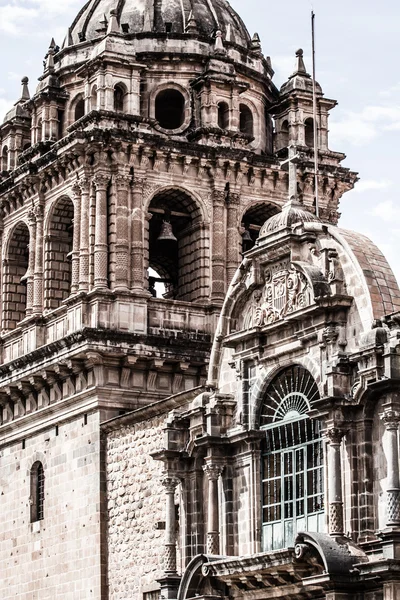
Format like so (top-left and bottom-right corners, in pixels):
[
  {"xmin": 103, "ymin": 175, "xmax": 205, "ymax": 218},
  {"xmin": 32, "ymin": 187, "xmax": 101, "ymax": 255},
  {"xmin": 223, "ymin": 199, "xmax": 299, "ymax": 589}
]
[{"xmin": 0, "ymin": 0, "xmax": 399, "ymax": 599}]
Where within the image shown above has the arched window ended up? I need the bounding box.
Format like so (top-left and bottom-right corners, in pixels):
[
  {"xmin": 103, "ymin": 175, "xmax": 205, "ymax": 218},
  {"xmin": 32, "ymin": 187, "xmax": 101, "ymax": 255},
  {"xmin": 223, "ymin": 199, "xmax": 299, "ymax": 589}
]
[
  {"xmin": 74, "ymin": 97, "xmax": 85, "ymax": 121},
  {"xmin": 217, "ymin": 101, "xmax": 229, "ymax": 129},
  {"xmin": 280, "ymin": 119, "xmax": 289, "ymax": 148},
  {"xmin": 45, "ymin": 197, "xmax": 74, "ymax": 310},
  {"xmin": 155, "ymin": 89, "xmax": 185, "ymax": 130},
  {"xmin": 2, "ymin": 222, "xmax": 30, "ymax": 330},
  {"xmin": 37, "ymin": 119, "xmax": 43, "ymax": 142},
  {"xmin": 240, "ymin": 203, "xmax": 280, "ymax": 255},
  {"xmin": 30, "ymin": 461, "xmax": 45, "ymax": 522},
  {"xmin": 114, "ymin": 84, "xmax": 125, "ymax": 112},
  {"xmin": 261, "ymin": 365, "xmax": 324, "ymax": 551},
  {"xmin": 147, "ymin": 189, "xmax": 207, "ymax": 302},
  {"xmin": 305, "ymin": 118, "xmax": 314, "ymax": 147},
  {"xmin": 239, "ymin": 104, "xmax": 254, "ymax": 137}
]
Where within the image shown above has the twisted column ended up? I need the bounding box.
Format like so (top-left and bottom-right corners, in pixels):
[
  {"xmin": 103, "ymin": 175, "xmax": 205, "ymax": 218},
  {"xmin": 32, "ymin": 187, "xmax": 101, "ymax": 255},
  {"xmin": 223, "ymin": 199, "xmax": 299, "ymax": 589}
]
[
  {"xmin": 26, "ymin": 209, "xmax": 36, "ymax": 317},
  {"xmin": 203, "ymin": 462, "xmax": 224, "ymax": 554},
  {"xmin": 211, "ymin": 189, "xmax": 226, "ymax": 303},
  {"xmin": 131, "ymin": 177, "xmax": 145, "ymax": 292},
  {"xmin": 161, "ymin": 476, "xmax": 180, "ymax": 573},
  {"xmin": 381, "ymin": 407, "xmax": 400, "ymax": 526},
  {"xmin": 78, "ymin": 175, "xmax": 90, "ymax": 292},
  {"xmin": 71, "ymin": 182, "xmax": 82, "ymax": 294},
  {"xmin": 326, "ymin": 427, "xmax": 346, "ymax": 536},
  {"xmin": 93, "ymin": 173, "xmax": 109, "ymax": 290},
  {"xmin": 114, "ymin": 173, "xmax": 130, "ymax": 292},
  {"xmin": 32, "ymin": 204, "xmax": 44, "ymax": 314},
  {"xmin": 226, "ymin": 192, "xmax": 240, "ymax": 284}
]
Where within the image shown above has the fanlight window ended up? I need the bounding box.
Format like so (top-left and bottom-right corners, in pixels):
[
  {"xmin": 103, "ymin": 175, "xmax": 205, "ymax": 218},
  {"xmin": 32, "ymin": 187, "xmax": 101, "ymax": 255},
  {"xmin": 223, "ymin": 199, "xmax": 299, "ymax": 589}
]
[{"xmin": 261, "ymin": 365, "xmax": 324, "ymax": 551}]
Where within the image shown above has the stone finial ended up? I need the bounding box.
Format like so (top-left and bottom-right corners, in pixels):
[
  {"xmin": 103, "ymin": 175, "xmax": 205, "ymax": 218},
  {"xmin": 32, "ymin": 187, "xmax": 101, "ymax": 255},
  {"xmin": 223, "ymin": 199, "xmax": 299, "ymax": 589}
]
[
  {"xmin": 185, "ymin": 11, "xmax": 199, "ymax": 34},
  {"xmin": 21, "ymin": 77, "xmax": 30, "ymax": 101},
  {"xmin": 293, "ymin": 48, "xmax": 307, "ymax": 76},
  {"xmin": 45, "ymin": 45, "xmax": 55, "ymax": 72},
  {"xmin": 107, "ymin": 9, "xmax": 119, "ymax": 34},
  {"xmin": 214, "ymin": 29, "xmax": 226, "ymax": 55},
  {"xmin": 251, "ymin": 32, "xmax": 262, "ymax": 52}
]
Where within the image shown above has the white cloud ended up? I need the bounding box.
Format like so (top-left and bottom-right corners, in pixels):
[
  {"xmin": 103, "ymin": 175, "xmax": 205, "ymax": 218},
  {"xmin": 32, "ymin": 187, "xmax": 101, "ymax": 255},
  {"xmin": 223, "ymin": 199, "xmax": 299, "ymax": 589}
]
[
  {"xmin": 0, "ymin": 5, "xmax": 38, "ymax": 35},
  {"xmin": 353, "ymin": 179, "xmax": 392, "ymax": 193},
  {"xmin": 371, "ymin": 200, "xmax": 400, "ymax": 224},
  {"xmin": 330, "ymin": 103, "xmax": 400, "ymax": 147}
]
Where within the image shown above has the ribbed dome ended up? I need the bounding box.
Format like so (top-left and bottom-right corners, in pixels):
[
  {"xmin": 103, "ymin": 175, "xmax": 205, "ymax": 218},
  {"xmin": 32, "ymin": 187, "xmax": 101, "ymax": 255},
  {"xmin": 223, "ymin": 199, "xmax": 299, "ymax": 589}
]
[
  {"xmin": 259, "ymin": 198, "xmax": 320, "ymax": 237},
  {"xmin": 66, "ymin": 0, "xmax": 251, "ymax": 47}
]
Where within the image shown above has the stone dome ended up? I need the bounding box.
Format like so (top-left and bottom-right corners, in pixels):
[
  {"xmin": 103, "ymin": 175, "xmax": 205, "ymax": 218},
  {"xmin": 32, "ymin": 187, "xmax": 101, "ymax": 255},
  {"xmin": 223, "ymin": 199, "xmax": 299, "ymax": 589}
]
[
  {"xmin": 280, "ymin": 48, "xmax": 322, "ymax": 97},
  {"xmin": 66, "ymin": 0, "xmax": 251, "ymax": 48},
  {"xmin": 259, "ymin": 198, "xmax": 320, "ymax": 237}
]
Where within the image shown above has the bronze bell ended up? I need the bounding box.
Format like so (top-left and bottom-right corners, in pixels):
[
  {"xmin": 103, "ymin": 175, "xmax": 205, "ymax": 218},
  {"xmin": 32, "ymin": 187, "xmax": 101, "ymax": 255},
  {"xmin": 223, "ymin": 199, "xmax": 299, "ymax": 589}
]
[{"xmin": 157, "ymin": 219, "xmax": 177, "ymax": 242}]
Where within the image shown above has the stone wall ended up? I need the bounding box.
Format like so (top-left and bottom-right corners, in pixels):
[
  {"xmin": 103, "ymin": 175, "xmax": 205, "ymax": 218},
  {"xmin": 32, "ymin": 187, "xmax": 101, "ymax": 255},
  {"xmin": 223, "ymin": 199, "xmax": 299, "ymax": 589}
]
[
  {"xmin": 0, "ymin": 411, "xmax": 103, "ymax": 599},
  {"xmin": 106, "ymin": 415, "xmax": 166, "ymax": 600}
]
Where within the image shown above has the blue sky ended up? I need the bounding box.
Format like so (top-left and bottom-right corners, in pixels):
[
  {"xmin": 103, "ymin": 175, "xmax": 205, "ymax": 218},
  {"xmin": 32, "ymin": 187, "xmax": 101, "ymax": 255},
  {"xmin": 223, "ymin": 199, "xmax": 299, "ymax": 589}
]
[{"xmin": 0, "ymin": 0, "xmax": 399, "ymax": 285}]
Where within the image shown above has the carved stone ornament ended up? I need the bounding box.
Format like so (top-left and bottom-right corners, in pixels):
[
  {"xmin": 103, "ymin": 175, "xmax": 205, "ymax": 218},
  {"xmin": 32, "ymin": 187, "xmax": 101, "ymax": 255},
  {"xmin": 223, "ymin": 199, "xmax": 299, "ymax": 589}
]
[
  {"xmin": 254, "ymin": 264, "xmax": 310, "ymax": 326},
  {"xmin": 381, "ymin": 410, "xmax": 400, "ymax": 431}
]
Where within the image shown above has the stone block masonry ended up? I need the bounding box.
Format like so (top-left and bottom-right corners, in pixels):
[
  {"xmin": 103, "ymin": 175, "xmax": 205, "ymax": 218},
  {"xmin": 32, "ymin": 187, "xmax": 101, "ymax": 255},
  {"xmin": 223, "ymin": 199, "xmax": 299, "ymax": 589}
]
[
  {"xmin": 106, "ymin": 415, "xmax": 166, "ymax": 600},
  {"xmin": 0, "ymin": 412, "xmax": 103, "ymax": 599}
]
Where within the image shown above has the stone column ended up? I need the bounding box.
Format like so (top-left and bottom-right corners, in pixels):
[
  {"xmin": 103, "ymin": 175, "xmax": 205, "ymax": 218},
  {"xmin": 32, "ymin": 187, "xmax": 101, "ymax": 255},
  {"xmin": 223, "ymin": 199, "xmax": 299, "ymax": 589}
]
[
  {"xmin": 26, "ymin": 209, "xmax": 36, "ymax": 317},
  {"xmin": 131, "ymin": 177, "xmax": 145, "ymax": 292},
  {"xmin": 161, "ymin": 476, "xmax": 180, "ymax": 573},
  {"xmin": 226, "ymin": 192, "xmax": 240, "ymax": 284},
  {"xmin": 211, "ymin": 189, "xmax": 226, "ymax": 303},
  {"xmin": 381, "ymin": 406, "xmax": 400, "ymax": 526},
  {"xmin": 93, "ymin": 173, "xmax": 109, "ymax": 290},
  {"xmin": 326, "ymin": 427, "xmax": 346, "ymax": 536},
  {"xmin": 114, "ymin": 173, "xmax": 130, "ymax": 292},
  {"xmin": 79, "ymin": 175, "xmax": 90, "ymax": 293},
  {"xmin": 71, "ymin": 182, "xmax": 81, "ymax": 294},
  {"xmin": 203, "ymin": 462, "xmax": 224, "ymax": 554},
  {"xmin": 32, "ymin": 204, "xmax": 44, "ymax": 315}
]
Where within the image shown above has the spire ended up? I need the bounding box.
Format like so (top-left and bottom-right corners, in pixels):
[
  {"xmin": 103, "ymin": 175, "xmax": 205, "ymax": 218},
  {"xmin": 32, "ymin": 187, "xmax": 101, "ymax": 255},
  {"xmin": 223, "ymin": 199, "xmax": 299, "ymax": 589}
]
[
  {"xmin": 45, "ymin": 44, "xmax": 55, "ymax": 72},
  {"xmin": 20, "ymin": 77, "xmax": 30, "ymax": 102},
  {"xmin": 107, "ymin": 9, "xmax": 119, "ymax": 34},
  {"xmin": 291, "ymin": 48, "xmax": 309, "ymax": 78}
]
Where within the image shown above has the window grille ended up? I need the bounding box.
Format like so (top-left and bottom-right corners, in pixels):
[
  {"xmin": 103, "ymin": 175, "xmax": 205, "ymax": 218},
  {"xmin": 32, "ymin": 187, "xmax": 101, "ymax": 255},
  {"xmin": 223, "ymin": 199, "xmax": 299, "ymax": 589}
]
[
  {"xmin": 30, "ymin": 461, "xmax": 45, "ymax": 522},
  {"xmin": 261, "ymin": 366, "xmax": 324, "ymax": 551}
]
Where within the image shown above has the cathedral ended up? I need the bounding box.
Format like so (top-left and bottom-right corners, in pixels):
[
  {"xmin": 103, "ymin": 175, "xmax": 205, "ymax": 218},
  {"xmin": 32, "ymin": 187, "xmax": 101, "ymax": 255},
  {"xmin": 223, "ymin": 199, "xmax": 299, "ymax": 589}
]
[{"xmin": 0, "ymin": 0, "xmax": 399, "ymax": 598}]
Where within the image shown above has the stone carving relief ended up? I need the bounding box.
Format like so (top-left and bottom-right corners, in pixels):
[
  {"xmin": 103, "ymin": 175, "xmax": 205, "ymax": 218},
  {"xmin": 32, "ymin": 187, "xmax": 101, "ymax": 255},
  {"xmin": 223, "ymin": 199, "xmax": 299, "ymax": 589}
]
[
  {"xmin": 239, "ymin": 262, "xmax": 312, "ymax": 330},
  {"xmin": 255, "ymin": 265, "xmax": 310, "ymax": 325}
]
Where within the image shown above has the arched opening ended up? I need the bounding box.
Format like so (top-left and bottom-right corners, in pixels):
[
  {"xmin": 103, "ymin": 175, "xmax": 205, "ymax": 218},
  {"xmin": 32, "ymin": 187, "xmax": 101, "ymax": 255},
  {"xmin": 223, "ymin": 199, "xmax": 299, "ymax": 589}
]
[
  {"xmin": 2, "ymin": 222, "xmax": 30, "ymax": 330},
  {"xmin": 147, "ymin": 189, "xmax": 207, "ymax": 302},
  {"xmin": 305, "ymin": 118, "xmax": 314, "ymax": 147},
  {"xmin": 74, "ymin": 97, "xmax": 85, "ymax": 121},
  {"xmin": 114, "ymin": 84, "xmax": 125, "ymax": 112},
  {"xmin": 239, "ymin": 104, "xmax": 254, "ymax": 137},
  {"xmin": 44, "ymin": 197, "xmax": 74, "ymax": 311},
  {"xmin": 155, "ymin": 89, "xmax": 185, "ymax": 130},
  {"xmin": 260, "ymin": 365, "xmax": 323, "ymax": 551},
  {"xmin": 90, "ymin": 86, "xmax": 98, "ymax": 111},
  {"xmin": 30, "ymin": 461, "xmax": 45, "ymax": 522},
  {"xmin": 241, "ymin": 203, "xmax": 280, "ymax": 253},
  {"xmin": 37, "ymin": 119, "xmax": 43, "ymax": 142},
  {"xmin": 217, "ymin": 101, "xmax": 229, "ymax": 129},
  {"xmin": 1, "ymin": 146, "xmax": 8, "ymax": 171},
  {"xmin": 280, "ymin": 119, "xmax": 289, "ymax": 148}
]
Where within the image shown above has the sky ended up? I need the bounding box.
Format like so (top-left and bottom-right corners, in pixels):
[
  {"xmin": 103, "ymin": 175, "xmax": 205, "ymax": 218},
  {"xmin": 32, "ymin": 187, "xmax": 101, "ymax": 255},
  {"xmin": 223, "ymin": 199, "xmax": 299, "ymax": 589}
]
[{"xmin": 0, "ymin": 0, "xmax": 399, "ymax": 285}]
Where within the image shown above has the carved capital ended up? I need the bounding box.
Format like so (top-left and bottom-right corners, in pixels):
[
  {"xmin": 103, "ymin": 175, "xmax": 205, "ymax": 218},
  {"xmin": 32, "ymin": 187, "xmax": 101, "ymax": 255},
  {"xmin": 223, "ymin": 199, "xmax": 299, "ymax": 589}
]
[
  {"xmin": 93, "ymin": 173, "xmax": 109, "ymax": 190},
  {"xmin": 213, "ymin": 189, "xmax": 226, "ymax": 204},
  {"xmin": 326, "ymin": 427, "xmax": 346, "ymax": 445},
  {"xmin": 381, "ymin": 410, "xmax": 400, "ymax": 431},
  {"xmin": 161, "ymin": 476, "xmax": 180, "ymax": 493},
  {"xmin": 203, "ymin": 463, "xmax": 224, "ymax": 481},
  {"xmin": 114, "ymin": 173, "xmax": 131, "ymax": 189}
]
